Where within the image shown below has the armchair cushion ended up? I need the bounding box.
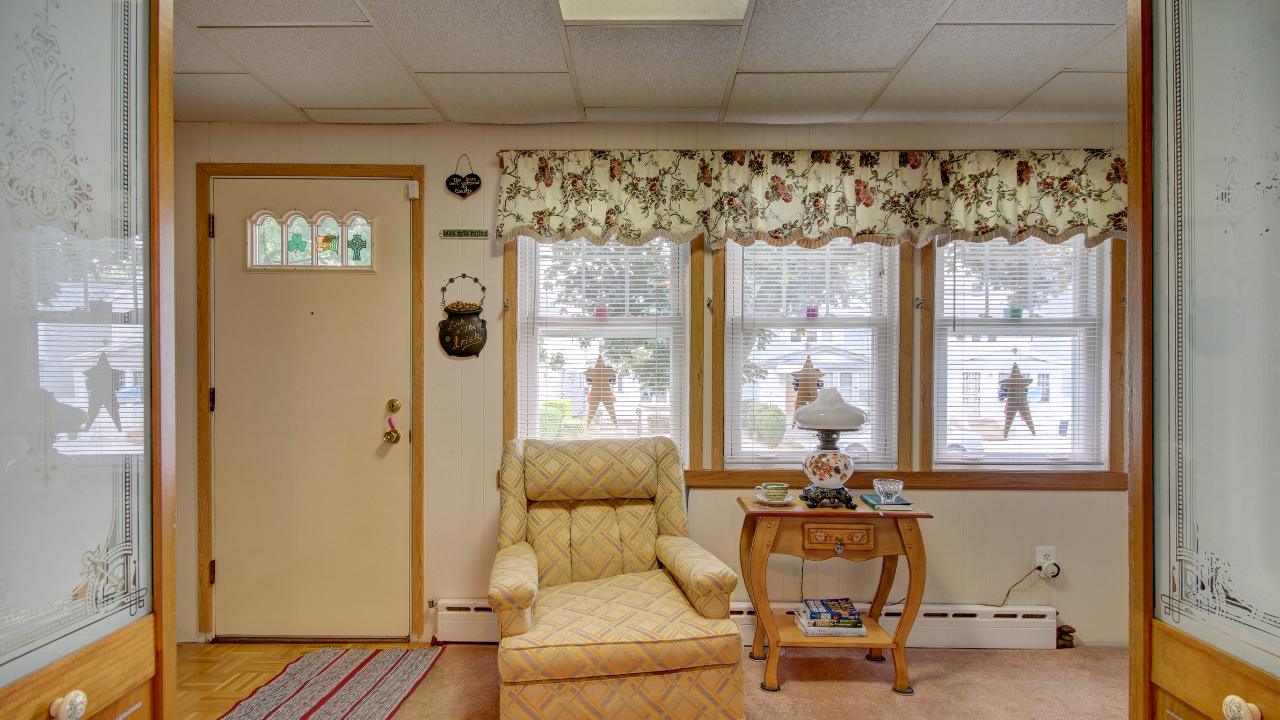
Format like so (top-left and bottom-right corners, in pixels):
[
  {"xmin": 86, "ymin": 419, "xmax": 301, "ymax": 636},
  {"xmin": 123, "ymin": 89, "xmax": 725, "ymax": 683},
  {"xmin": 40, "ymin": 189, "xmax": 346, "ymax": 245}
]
[
  {"xmin": 489, "ymin": 542, "xmax": 539, "ymax": 612},
  {"xmin": 497, "ymin": 570, "xmax": 742, "ymax": 684},
  {"xmin": 656, "ymin": 536, "xmax": 738, "ymax": 596}
]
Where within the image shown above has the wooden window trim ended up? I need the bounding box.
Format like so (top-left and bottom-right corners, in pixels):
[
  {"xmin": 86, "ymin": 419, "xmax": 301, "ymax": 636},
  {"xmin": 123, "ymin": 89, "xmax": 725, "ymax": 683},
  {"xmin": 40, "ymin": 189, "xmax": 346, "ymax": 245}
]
[
  {"xmin": 689, "ymin": 234, "xmax": 705, "ymax": 469},
  {"xmin": 711, "ymin": 247, "xmax": 726, "ymax": 470},
  {"xmin": 897, "ymin": 243, "xmax": 915, "ymax": 471}
]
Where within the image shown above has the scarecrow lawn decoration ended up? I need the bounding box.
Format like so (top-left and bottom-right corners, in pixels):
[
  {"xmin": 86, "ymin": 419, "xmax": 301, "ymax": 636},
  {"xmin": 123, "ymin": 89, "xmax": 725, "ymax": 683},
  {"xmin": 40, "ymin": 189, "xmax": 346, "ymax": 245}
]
[
  {"xmin": 791, "ymin": 356, "xmax": 825, "ymax": 422},
  {"xmin": 999, "ymin": 363, "xmax": 1037, "ymax": 438},
  {"xmin": 584, "ymin": 356, "xmax": 618, "ymax": 428}
]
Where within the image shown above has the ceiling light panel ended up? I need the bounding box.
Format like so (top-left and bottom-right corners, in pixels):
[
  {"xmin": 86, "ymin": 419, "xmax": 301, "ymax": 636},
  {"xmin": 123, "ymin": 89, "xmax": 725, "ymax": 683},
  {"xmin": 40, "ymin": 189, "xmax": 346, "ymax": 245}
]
[
  {"xmin": 1001, "ymin": 72, "xmax": 1126, "ymax": 122},
  {"xmin": 584, "ymin": 108, "xmax": 721, "ymax": 122},
  {"xmin": 569, "ymin": 26, "xmax": 740, "ymax": 107},
  {"xmin": 202, "ymin": 26, "xmax": 429, "ymax": 108},
  {"xmin": 176, "ymin": 0, "xmax": 367, "ymax": 26},
  {"xmin": 739, "ymin": 0, "xmax": 949, "ymax": 72},
  {"xmin": 361, "ymin": 0, "xmax": 568, "ymax": 72},
  {"xmin": 872, "ymin": 24, "xmax": 1115, "ymax": 110},
  {"xmin": 558, "ymin": 0, "xmax": 748, "ymax": 23},
  {"xmin": 174, "ymin": 18, "xmax": 244, "ymax": 73},
  {"xmin": 303, "ymin": 108, "xmax": 445, "ymax": 123},
  {"xmin": 174, "ymin": 74, "xmax": 308, "ymax": 122},
  {"xmin": 940, "ymin": 0, "xmax": 1125, "ymax": 24},
  {"xmin": 421, "ymin": 73, "xmax": 580, "ymax": 124},
  {"xmin": 726, "ymin": 72, "xmax": 887, "ymax": 123}
]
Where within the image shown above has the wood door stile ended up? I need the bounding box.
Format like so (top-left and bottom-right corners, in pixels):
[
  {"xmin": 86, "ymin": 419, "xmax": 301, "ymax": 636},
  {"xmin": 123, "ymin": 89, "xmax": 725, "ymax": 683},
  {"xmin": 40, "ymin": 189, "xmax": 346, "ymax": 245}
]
[
  {"xmin": 1151, "ymin": 622, "xmax": 1280, "ymax": 720},
  {"xmin": 737, "ymin": 497, "xmax": 933, "ymax": 694}
]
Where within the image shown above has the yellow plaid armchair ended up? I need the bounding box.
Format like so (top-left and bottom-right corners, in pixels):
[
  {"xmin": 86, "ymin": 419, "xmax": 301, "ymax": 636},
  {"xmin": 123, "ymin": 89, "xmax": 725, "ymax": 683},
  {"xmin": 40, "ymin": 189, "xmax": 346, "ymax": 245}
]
[{"xmin": 489, "ymin": 437, "xmax": 744, "ymax": 720}]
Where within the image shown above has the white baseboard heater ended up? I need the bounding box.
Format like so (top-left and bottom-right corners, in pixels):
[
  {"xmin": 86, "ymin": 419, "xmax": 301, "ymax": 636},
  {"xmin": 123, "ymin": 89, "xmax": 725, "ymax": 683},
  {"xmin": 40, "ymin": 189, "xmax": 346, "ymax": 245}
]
[{"xmin": 435, "ymin": 599, "xmax": 1058, "ymax": 649}]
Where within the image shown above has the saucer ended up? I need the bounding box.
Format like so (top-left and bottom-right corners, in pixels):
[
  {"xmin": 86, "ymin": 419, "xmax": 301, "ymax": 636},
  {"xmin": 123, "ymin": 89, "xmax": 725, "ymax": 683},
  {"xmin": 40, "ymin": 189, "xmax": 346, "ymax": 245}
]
[{"xmin": 754, "ymin": 493, "xmax": 796, "ymax": 506}]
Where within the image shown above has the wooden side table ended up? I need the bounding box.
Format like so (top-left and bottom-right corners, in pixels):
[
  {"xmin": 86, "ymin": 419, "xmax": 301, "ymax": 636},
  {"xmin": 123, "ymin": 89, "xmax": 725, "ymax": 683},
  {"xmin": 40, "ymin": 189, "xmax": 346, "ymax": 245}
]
[{"xmin": 737, "ymin": 495, "xmax": 933, "ymax": 695}]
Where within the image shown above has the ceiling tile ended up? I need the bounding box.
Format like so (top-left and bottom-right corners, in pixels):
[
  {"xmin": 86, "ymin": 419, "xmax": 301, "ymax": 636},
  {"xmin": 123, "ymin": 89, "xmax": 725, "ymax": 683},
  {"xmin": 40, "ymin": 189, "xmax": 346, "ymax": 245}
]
[
  {"xmin": 174, "ymin": 18, "xmax": 243, "ymax": 73},
  {"xmin": 739, "ymin": 0, "xmax": 949, "ymax": 72},
  {"xmin": 360, "ymin": 0, "xmax": 567, "ymax": 72},
  {"xmin": 176, "ymin": 0, "xmax": 366, "ymax": 25},
  {"xmin": 585, "ymin": 108, "xmax": 721, "ymax": 122},
  {"xmin": 568, "ymin": 26, "xmax": 740, "ymax": 107},
  {"xmin": 873, "ymin": 24, "xmax": 1114, "ymax": 111},
  {"xmin": 304, "ymin": 108, "xmax": 444, "ymax": 123},
  {"xmin": 725, "ymin": 73, "xmax": 887, "ymax": 123},
  {"xmin": 203, "ymin": 27, "xmax": 428, "ymax": 108},
  {"xmin": 861, "ymin": 107, "xmax": 1005, "ymax": 122},
  {"xmin": 1068, "ymin": 25, "xmax": 1126, "ymax": 71},
  {"xmin": 941, "ymin": 0, "xmax": 1124, "ymax": 24},
  {"xmin": 420, "ymin": 74, "xmax": 579, "ymax": 123},
  {"xmin": 1001, "ymin": 72, "xmax": 1126, "ymax": 122},
  {"xmin": 174, "ymin": 74, "xmax": 307, "ymax": 122}
]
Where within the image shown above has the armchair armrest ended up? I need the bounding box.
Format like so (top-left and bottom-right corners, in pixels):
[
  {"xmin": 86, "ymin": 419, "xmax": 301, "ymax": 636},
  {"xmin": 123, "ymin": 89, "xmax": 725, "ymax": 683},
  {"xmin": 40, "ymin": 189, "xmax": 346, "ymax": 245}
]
[
  {"xmin": 657, "ymin": 536, "xmax": 737, "ymax": 619},
  {"xmin": 489, "ymin": 542, "xmax": 539, "ymax": 637}
]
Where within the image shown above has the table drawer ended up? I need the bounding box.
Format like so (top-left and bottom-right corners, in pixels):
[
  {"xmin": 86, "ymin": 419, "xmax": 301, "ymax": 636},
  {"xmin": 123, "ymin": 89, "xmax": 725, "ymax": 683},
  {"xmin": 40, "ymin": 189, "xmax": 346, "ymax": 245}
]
[{"xmin": 803, "ymin": 523, "xmax": 874, "ymax": 552}]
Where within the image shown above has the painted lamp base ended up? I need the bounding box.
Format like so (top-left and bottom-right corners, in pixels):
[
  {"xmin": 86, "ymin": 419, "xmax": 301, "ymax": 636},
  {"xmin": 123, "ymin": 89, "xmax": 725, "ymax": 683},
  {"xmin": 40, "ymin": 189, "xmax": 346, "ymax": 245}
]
[{"xmin": 798, "ymin": 484, "xmax": 856, "ymax": 509}]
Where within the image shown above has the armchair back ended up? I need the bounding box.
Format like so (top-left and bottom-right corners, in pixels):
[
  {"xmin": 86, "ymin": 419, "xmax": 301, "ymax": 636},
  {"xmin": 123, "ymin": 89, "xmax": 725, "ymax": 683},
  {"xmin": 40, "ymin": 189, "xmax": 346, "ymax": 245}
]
[{"xmin": 498, "ymin": 437, "xmax": 688, "ymax": 589}]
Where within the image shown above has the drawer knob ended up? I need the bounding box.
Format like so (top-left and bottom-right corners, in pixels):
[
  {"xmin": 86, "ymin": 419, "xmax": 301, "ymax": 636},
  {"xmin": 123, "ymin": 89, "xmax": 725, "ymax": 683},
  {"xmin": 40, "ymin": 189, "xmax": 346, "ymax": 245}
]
[
  {"xmin": 49, "ymin": 690, "xmax": 87, "ymax": 720},
  {"xmin": 1223, "ymin": 695, "xmax": 1262, "ymax": 720}
]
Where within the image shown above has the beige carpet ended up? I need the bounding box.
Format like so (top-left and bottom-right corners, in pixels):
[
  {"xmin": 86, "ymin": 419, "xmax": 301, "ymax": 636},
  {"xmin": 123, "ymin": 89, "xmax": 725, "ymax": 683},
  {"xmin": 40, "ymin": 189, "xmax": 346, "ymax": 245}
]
[{"xmin": 392, "ymin": 643, "xmax": 1127, "ymax": 720}]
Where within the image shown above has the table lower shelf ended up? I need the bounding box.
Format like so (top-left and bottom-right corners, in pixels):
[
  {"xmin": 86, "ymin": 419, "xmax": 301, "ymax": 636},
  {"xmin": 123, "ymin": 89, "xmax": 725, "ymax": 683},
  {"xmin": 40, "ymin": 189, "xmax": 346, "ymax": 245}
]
[{"xmin": 771, "ymin": 613, "xmax": 896, "ymax": 648}]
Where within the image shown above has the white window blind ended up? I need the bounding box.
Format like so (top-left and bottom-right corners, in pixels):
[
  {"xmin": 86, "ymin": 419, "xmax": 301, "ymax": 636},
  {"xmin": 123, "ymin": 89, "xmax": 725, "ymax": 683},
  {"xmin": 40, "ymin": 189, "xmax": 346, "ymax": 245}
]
[
  {"xmin": 933, "ymin": 237, "xmax": 1109, "ymax": 468},
  {"xmin": 516, "ymin": 237, "xmax": 689, "ymax": 460},
  {"xmin": 725, "ymin": 241, "xmax": 899, "ymax": 469}
]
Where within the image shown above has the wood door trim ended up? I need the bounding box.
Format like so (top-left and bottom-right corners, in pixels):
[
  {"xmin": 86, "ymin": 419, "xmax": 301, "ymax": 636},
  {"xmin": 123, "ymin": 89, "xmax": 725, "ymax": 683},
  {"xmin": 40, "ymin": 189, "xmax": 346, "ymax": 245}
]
[
  {"xmin": 150, "ymin": 0, "xmax": 176, "ymax": 715},
  {"xmin": 0, "ymin": 616, "xmax": 156, "ymax": 720},
  {"xmin": 1152, "ymin": 621, "xmax": 1280, "ymax": 720},
  {"xmin": 1128, "ymin": 0, "xmax": 1156, "ymax": 715},
  {"xmin": 195, "ymin": 163, "xmax": 428, "ymax": 639}
]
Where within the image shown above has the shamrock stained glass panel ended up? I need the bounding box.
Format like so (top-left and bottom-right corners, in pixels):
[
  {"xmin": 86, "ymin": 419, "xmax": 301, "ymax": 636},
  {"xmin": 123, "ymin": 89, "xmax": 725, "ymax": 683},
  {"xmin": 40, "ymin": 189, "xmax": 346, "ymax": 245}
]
[
  {"xmin": 286, "ymin": 216, "xmax": 312, "ymax": 265},
  {"xmin": 316, "ymin": 216, "xmax": 342, "ymax": 266},
  {"xmin": 347, "ymin": 217, "xmax": 371, "ymax": 267}
]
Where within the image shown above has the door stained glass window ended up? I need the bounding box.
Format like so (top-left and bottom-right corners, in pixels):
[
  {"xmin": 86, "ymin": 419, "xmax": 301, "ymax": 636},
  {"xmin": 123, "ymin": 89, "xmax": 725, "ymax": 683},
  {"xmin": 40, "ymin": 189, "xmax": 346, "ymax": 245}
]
[
  {"xmin": 246, "ymin": 212, "xmax": 373, "ymax": 270},
  {"xmin": 346, "ymin": 216, "xmax": 371, "ymax": 267},
  {"xmin": 285, "ymin": 215, "xmax": 312, "ymax": 266}
]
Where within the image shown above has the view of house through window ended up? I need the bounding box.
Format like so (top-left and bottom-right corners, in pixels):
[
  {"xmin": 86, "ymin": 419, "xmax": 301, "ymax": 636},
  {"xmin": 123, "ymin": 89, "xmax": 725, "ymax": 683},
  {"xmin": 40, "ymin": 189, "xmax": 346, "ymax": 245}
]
[
  {"xmin": 933, "ymin": 237, "xmax": 1108, "ymax": 467},
  {"xmin": 516, "ymin": 237, "xmax": 689, "ymax": 459},
  {"xmin": 725, "ymin": 240, "xmax": 899, "ymax": 469}
]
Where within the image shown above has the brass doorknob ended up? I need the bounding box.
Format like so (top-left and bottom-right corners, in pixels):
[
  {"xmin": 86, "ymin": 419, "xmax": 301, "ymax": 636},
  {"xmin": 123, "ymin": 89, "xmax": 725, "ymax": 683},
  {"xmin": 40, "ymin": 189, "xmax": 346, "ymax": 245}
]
[
  {"xmin": 387, "ymin": 398, "xmax": 401, "ymax": 413},
  {"xmin": 1223, "ymin": 696, "xmax": 1263, "ymax": 720},
  {"xmin": 383, "ymin": 418, "xmax": 401, "ymax": 444}
]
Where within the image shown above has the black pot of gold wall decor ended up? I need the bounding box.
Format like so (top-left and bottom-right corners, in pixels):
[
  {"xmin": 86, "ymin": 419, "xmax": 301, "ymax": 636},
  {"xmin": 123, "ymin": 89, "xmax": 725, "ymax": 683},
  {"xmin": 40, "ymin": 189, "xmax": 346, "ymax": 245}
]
[
  {"xmin": 445, "ymin": 154, "xmax": 481, "ymax": 199},
  {"xmin": 438, "ymin": 273, "xmax": 487, "ymax": 357}
]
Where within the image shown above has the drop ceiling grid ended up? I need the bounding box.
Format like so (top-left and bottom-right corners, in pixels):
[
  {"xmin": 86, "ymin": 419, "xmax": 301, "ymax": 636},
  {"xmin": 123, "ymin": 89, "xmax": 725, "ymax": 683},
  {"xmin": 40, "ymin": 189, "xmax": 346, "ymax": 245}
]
[{"xmin": 173, "ymin": 0, "xmax": 1131, "ymax": 124}]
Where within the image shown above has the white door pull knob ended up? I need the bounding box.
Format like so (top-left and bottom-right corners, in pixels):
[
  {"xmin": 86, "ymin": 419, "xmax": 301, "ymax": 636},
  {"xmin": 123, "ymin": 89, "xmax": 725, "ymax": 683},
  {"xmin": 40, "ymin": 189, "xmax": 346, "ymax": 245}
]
[
  {"xmin": 1223, "ymin": 695, "xmax": 1262, "ymax": 720},
  {"xmin": 49, "ymin": 690, "xmax": 87, "ymax": 720}
]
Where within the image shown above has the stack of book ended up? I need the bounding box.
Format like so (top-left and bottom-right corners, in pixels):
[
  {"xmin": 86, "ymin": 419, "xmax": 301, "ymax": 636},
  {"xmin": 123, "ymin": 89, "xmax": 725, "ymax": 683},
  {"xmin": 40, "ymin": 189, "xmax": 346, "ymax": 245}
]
[
  {"xmin": 859, "ymin": 493, "xmax": 916, "ymax": 512},
  {"xmin": 793, "ymin": 598, "xmax": 867, "ymax": 637}
]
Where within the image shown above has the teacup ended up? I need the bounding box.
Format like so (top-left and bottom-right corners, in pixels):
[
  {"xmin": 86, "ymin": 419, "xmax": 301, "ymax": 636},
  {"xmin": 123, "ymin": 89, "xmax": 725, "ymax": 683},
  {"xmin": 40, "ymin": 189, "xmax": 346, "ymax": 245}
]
[{"xmin": 756, "ymin": 482, "xmax": 790, "ymax": 502}]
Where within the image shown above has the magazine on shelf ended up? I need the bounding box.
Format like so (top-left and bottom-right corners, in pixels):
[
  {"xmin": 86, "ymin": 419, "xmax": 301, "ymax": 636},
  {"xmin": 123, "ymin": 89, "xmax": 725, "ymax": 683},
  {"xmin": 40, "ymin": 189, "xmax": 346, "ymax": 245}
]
[
  {"xmin": 802, "ymin": 598, "xmax": 859, "ymax": 620},
  {"xmin": 792, "ymin": 612, "xmax": 868, "ymax": 637}
]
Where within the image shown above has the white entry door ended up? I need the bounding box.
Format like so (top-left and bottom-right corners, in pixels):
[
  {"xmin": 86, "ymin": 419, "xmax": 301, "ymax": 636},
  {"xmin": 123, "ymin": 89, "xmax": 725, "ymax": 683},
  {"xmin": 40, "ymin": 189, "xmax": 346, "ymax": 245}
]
[{"xmin": 212, "ymin": 177, "xmax": 411, "ymax": 638}]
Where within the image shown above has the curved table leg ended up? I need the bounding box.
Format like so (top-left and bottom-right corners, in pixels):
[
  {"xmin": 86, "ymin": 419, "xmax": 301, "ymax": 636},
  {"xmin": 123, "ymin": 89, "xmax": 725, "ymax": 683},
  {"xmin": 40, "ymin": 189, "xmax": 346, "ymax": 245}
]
[
  {"xmin": 865, "ymin": 554, "xmax": 898, "ymax": 662},
  {"xmin": 890, "ymin": 519, "xmax": 926, "ymax": 695},
  {"xmin": 749, "ymin": 517, "xmax": 781, "ymax": 691},
  {"xmin": 738, "ymin": 516, "xmax": 767, "ymax": 661}
]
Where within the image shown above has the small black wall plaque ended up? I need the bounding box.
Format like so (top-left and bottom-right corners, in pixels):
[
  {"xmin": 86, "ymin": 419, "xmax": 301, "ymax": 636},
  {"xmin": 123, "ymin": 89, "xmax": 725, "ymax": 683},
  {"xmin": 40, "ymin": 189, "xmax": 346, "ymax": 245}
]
[{"xmin": 446, "ymin": 154, "xmax": 481, "ymax": 199}]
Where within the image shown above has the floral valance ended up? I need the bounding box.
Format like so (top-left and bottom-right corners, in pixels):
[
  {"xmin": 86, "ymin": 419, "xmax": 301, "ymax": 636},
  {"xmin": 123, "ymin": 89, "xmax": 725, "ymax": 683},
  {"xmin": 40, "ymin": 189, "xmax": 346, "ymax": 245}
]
[{"xmin": 496, "ymin": 149, "xmax": 1128, "ymax": 250}]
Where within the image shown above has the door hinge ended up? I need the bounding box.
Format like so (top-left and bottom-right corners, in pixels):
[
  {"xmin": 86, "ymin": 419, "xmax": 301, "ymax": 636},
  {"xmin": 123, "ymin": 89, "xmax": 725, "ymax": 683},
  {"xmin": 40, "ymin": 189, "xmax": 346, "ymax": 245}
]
[
  {"xmin": 209, "ymin": 560, "xmax": 216, "ymax": 585},
  {"xmin": 208, "ymin": 387, "xmax": 215, "ymax": 412},
  {"xmin": 208, "ymin": 213, "xmax": 215, "ymax": 238}
]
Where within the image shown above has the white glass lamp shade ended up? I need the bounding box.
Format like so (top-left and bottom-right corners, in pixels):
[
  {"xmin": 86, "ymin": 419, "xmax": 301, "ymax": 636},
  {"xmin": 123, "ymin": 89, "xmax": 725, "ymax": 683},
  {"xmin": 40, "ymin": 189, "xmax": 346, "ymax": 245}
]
[{"xmin": 793, "ymin": 388, "xmax": 867, "ymax": 431}]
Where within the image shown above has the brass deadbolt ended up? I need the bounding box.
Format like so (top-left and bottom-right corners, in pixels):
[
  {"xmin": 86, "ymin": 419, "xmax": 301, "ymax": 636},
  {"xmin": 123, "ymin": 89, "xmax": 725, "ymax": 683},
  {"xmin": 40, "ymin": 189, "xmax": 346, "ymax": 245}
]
[{"xmin": 387, "ymin": 398, "xmax": 402, "ymax": 413}]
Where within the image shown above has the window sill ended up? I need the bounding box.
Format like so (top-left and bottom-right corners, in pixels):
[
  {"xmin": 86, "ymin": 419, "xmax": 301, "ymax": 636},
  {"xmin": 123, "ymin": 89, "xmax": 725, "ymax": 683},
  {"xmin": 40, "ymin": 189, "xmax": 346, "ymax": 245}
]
[{"xmin": 683, "ymin": 469, "xmax": 1127, "ymax": 491}]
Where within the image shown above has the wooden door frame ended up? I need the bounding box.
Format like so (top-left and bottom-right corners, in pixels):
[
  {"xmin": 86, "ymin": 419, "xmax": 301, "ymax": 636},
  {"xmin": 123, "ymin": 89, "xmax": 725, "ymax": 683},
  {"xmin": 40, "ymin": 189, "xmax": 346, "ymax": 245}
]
[
  {"xmin": 1127, "ymin": 0, "xmax": 1156, "ymax": 717},
  {"xmin": 195, "ymin": 163, "xmax": 428, "ymax": 640}
]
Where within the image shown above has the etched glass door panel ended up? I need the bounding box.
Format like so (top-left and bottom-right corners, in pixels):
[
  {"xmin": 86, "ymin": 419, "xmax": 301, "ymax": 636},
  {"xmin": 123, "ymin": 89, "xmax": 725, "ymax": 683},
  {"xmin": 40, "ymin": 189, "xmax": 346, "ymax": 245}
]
[
  {"xmin": 1153, "ymin": 0, "xmax": 1280, "ymax": 675},
  {"xmin": 0, "ymin": 0, "xmax": 151, "ymax": 685}
]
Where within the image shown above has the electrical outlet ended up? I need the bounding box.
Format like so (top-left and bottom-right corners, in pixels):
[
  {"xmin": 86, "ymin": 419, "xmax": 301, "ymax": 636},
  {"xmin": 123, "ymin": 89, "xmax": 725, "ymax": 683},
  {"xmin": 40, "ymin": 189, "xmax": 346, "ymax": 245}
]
[{"xmin": 1035, "ymin": 546, "xmax": 1056, "ymax": 567}]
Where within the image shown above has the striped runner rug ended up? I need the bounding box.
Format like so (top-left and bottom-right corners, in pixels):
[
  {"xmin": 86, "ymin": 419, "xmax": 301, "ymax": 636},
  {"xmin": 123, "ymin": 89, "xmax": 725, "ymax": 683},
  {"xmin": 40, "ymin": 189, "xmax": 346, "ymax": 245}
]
[{"xmin": 219, "ymin": 647, "xmax": 443, "ymax": 720}]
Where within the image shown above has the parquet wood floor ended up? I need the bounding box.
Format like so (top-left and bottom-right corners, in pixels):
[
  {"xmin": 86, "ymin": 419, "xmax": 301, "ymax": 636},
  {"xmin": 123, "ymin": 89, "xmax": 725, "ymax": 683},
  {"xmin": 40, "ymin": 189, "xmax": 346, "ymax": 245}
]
[{"xmin": 176, "ymin": 642, "xmax": 430, "ymax": 720}]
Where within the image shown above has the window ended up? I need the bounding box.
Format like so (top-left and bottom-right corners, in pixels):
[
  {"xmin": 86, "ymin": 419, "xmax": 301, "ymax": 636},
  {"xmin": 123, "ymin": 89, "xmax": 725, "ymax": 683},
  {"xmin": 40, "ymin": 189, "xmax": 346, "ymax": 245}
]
[
  {"xmin": 516, "ymin": 238, "xmax": 690, "ymax": 458},
  {"xmin": 249, "ymin": 211, "xmax": 373, "ymax": 269},
  {"xmin": 933, "ymin": 237, "xmax": 1108, "ymax": 468},
  {"xmin": 725, "ymin": 241, "xmax": 899, "ymax": 469}
]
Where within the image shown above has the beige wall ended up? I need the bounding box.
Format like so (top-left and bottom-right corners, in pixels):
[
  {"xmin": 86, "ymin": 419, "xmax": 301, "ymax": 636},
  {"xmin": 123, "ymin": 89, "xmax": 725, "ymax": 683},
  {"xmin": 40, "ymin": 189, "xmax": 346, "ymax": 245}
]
[{"xmin": 174, "ymin": 120, "xmax": 1129, "ymax": 646}]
